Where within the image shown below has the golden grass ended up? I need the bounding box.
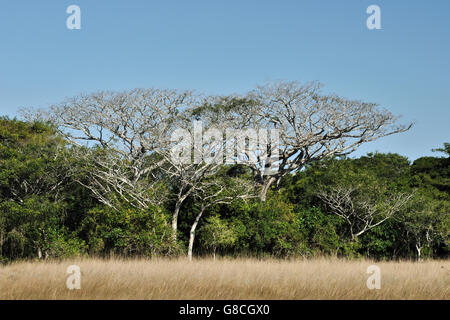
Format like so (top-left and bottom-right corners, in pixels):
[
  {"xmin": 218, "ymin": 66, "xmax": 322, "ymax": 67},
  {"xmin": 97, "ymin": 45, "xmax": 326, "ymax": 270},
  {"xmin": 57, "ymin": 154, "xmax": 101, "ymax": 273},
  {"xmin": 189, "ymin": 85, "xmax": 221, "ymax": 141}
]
[{"xmin": 0, "ymin": 257, "xmax": 448, "ymax": 300}]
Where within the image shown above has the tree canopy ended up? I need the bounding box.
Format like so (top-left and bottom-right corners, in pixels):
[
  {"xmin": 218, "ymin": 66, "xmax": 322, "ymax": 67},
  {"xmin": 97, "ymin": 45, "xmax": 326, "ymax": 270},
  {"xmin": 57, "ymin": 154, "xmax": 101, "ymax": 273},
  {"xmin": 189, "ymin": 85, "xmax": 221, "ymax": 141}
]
[{"xmin": 1, "ymin": 82, "xmax": 447, "ymax": 262}]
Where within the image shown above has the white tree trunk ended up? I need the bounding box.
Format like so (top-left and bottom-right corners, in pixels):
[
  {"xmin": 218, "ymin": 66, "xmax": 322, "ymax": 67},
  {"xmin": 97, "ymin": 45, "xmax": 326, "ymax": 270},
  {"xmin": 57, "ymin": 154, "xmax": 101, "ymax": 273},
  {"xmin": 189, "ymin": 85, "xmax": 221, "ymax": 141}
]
[
  {"xmin": 416, "ymin": 243, "xmax": 422, "ymax": 262},
  {"xmin": 188, "ymin": 232, "xmax": 195, "ymax": 262},
  {"xmin": 260, "ymin": 177, "xmax": 276, "ymax": 202},
  {"xmin": 172, "ymin": 187, "xmax": 194, "ymax": 241},
  {"xmin": 188, "ymin": 208, "xmax": 205, "ymax": 261},
  {"xmin": 172, "ymin": 201, "xmax": 182, "ymax": 241}
]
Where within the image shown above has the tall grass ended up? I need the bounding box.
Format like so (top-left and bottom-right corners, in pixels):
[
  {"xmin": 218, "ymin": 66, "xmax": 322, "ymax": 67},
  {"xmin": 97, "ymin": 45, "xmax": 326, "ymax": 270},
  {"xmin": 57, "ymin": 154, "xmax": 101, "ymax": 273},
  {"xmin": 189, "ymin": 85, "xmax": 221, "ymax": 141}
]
[{"xmin": 0, "ymin": 257, "xmax": 448, "ymax": 299}]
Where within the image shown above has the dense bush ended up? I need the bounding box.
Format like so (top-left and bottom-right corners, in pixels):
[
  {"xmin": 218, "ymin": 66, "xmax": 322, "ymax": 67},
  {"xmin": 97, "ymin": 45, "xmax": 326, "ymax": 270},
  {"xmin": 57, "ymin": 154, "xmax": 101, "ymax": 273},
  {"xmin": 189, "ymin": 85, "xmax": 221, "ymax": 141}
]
[
  {"xmin": 79, "ymin": 204, "xmax": 180, "ymax": 257},
  {"xmin": 0, "ymin": 118, "xmax": 448, "ymax": 262}
]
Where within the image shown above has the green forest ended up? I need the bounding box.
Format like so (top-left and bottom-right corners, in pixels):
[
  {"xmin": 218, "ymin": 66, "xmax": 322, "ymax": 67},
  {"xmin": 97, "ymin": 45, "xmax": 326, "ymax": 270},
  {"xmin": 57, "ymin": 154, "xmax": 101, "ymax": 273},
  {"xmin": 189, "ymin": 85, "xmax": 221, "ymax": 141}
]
[
  {"xmin": 0, "ymin": 84, "xmax": 449, "ymax": 263},
  {"xmin": 0, "ymin": 116, "xmax": 448, "ymax": 263}
]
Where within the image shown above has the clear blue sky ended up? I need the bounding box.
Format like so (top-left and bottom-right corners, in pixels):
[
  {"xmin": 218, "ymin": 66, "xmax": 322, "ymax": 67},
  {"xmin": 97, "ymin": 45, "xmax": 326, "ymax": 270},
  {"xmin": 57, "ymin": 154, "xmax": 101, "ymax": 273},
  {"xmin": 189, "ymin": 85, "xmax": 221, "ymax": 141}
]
[{"xmin": 1, "ymin": 0, "xmax": 449, "ymax": 161}]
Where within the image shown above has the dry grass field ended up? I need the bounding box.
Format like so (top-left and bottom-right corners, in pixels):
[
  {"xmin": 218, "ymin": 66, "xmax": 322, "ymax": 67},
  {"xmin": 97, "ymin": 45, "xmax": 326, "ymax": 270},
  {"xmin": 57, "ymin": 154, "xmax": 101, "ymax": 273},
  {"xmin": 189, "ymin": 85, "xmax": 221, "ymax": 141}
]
[{"xmin": 0, "ymin": 258, "xmax": 448, "ymax": 300}]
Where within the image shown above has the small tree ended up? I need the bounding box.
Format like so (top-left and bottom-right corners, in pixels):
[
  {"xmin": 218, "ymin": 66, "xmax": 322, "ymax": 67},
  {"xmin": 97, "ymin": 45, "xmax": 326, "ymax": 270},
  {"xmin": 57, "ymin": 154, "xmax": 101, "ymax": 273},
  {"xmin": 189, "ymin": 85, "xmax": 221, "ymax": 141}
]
[
  {"xmin": 187, "ymin": 175, "xmax": 254, "ymax": 261},
  {"xmin": 399, "ymin": 194, "xmax": 449, "ymax": 261},
  {"xmin": 318, "ymin": 184, "xmax": 412, "ymax": 242},
  {"xmin": 200, "ymin": 215, "xmax": 237, "ymax": 260}
]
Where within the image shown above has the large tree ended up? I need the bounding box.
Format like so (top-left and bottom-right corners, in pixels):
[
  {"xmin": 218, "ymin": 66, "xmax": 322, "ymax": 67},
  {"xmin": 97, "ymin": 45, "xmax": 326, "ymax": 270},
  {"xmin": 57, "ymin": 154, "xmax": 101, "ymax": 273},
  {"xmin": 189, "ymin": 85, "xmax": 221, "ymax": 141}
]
[
  {"xmin": 0, "ymin": 118, "xmax": 85, "ymax": 260},
  {"xmin": 27, "ymin": 89, "xmax": 198, "ymax": 242},
  {"xmin": 29, "ymin": 89, "xmax": 244, "ymax": 241},
  {"xmin": 36, "ymin": 88, "xmax": 194, "ymax": 211},
  {"xmin": 198, "ymin": 81, "xmax": 412, "ymax": 200}
]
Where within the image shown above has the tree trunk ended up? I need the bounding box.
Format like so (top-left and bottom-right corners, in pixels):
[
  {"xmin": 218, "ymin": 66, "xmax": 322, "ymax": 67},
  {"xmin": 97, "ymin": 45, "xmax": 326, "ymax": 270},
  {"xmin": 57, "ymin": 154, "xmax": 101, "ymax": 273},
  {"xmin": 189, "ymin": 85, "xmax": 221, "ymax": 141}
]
[
  {"xmin": 213, "ymin": 247, "xmax": 216, "ymax": 261},
  {"xmin": 416, "ymin": 243, "xmax": 422, "ymax": 262},
  {"xmin": 188, "ymin": 208, "xmax": 205, "ymax": 261},
  {"xmin": 188, "ymin": 232, "xmax": 194, "ymax": 262},
  {"xmin": 172, "ymin": 187, "xmax": 194, "ymax": 241},
  {"xmin": 260, "ymin": 176, "xmax": 276, "ymax": 201},
  {"xmin": 171, "ymin": 200, "xmax": 182, "ymax": 241}
]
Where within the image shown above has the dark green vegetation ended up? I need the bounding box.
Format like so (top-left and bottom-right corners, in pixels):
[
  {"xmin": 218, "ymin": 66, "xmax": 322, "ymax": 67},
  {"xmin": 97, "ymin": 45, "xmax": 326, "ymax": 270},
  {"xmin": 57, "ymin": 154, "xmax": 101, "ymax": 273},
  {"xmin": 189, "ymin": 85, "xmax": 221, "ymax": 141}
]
[{"xmin": 0, "ymin": 118, "xmax": 448, "ymax": 262}]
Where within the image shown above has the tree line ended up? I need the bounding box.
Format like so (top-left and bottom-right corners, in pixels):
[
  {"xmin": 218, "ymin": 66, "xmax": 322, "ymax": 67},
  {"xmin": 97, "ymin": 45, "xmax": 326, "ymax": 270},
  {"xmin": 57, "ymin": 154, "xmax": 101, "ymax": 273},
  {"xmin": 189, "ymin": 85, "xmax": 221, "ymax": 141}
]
[{"xmin": 1, "ymin": 81, "xmax": 448, "ymax": 262}]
